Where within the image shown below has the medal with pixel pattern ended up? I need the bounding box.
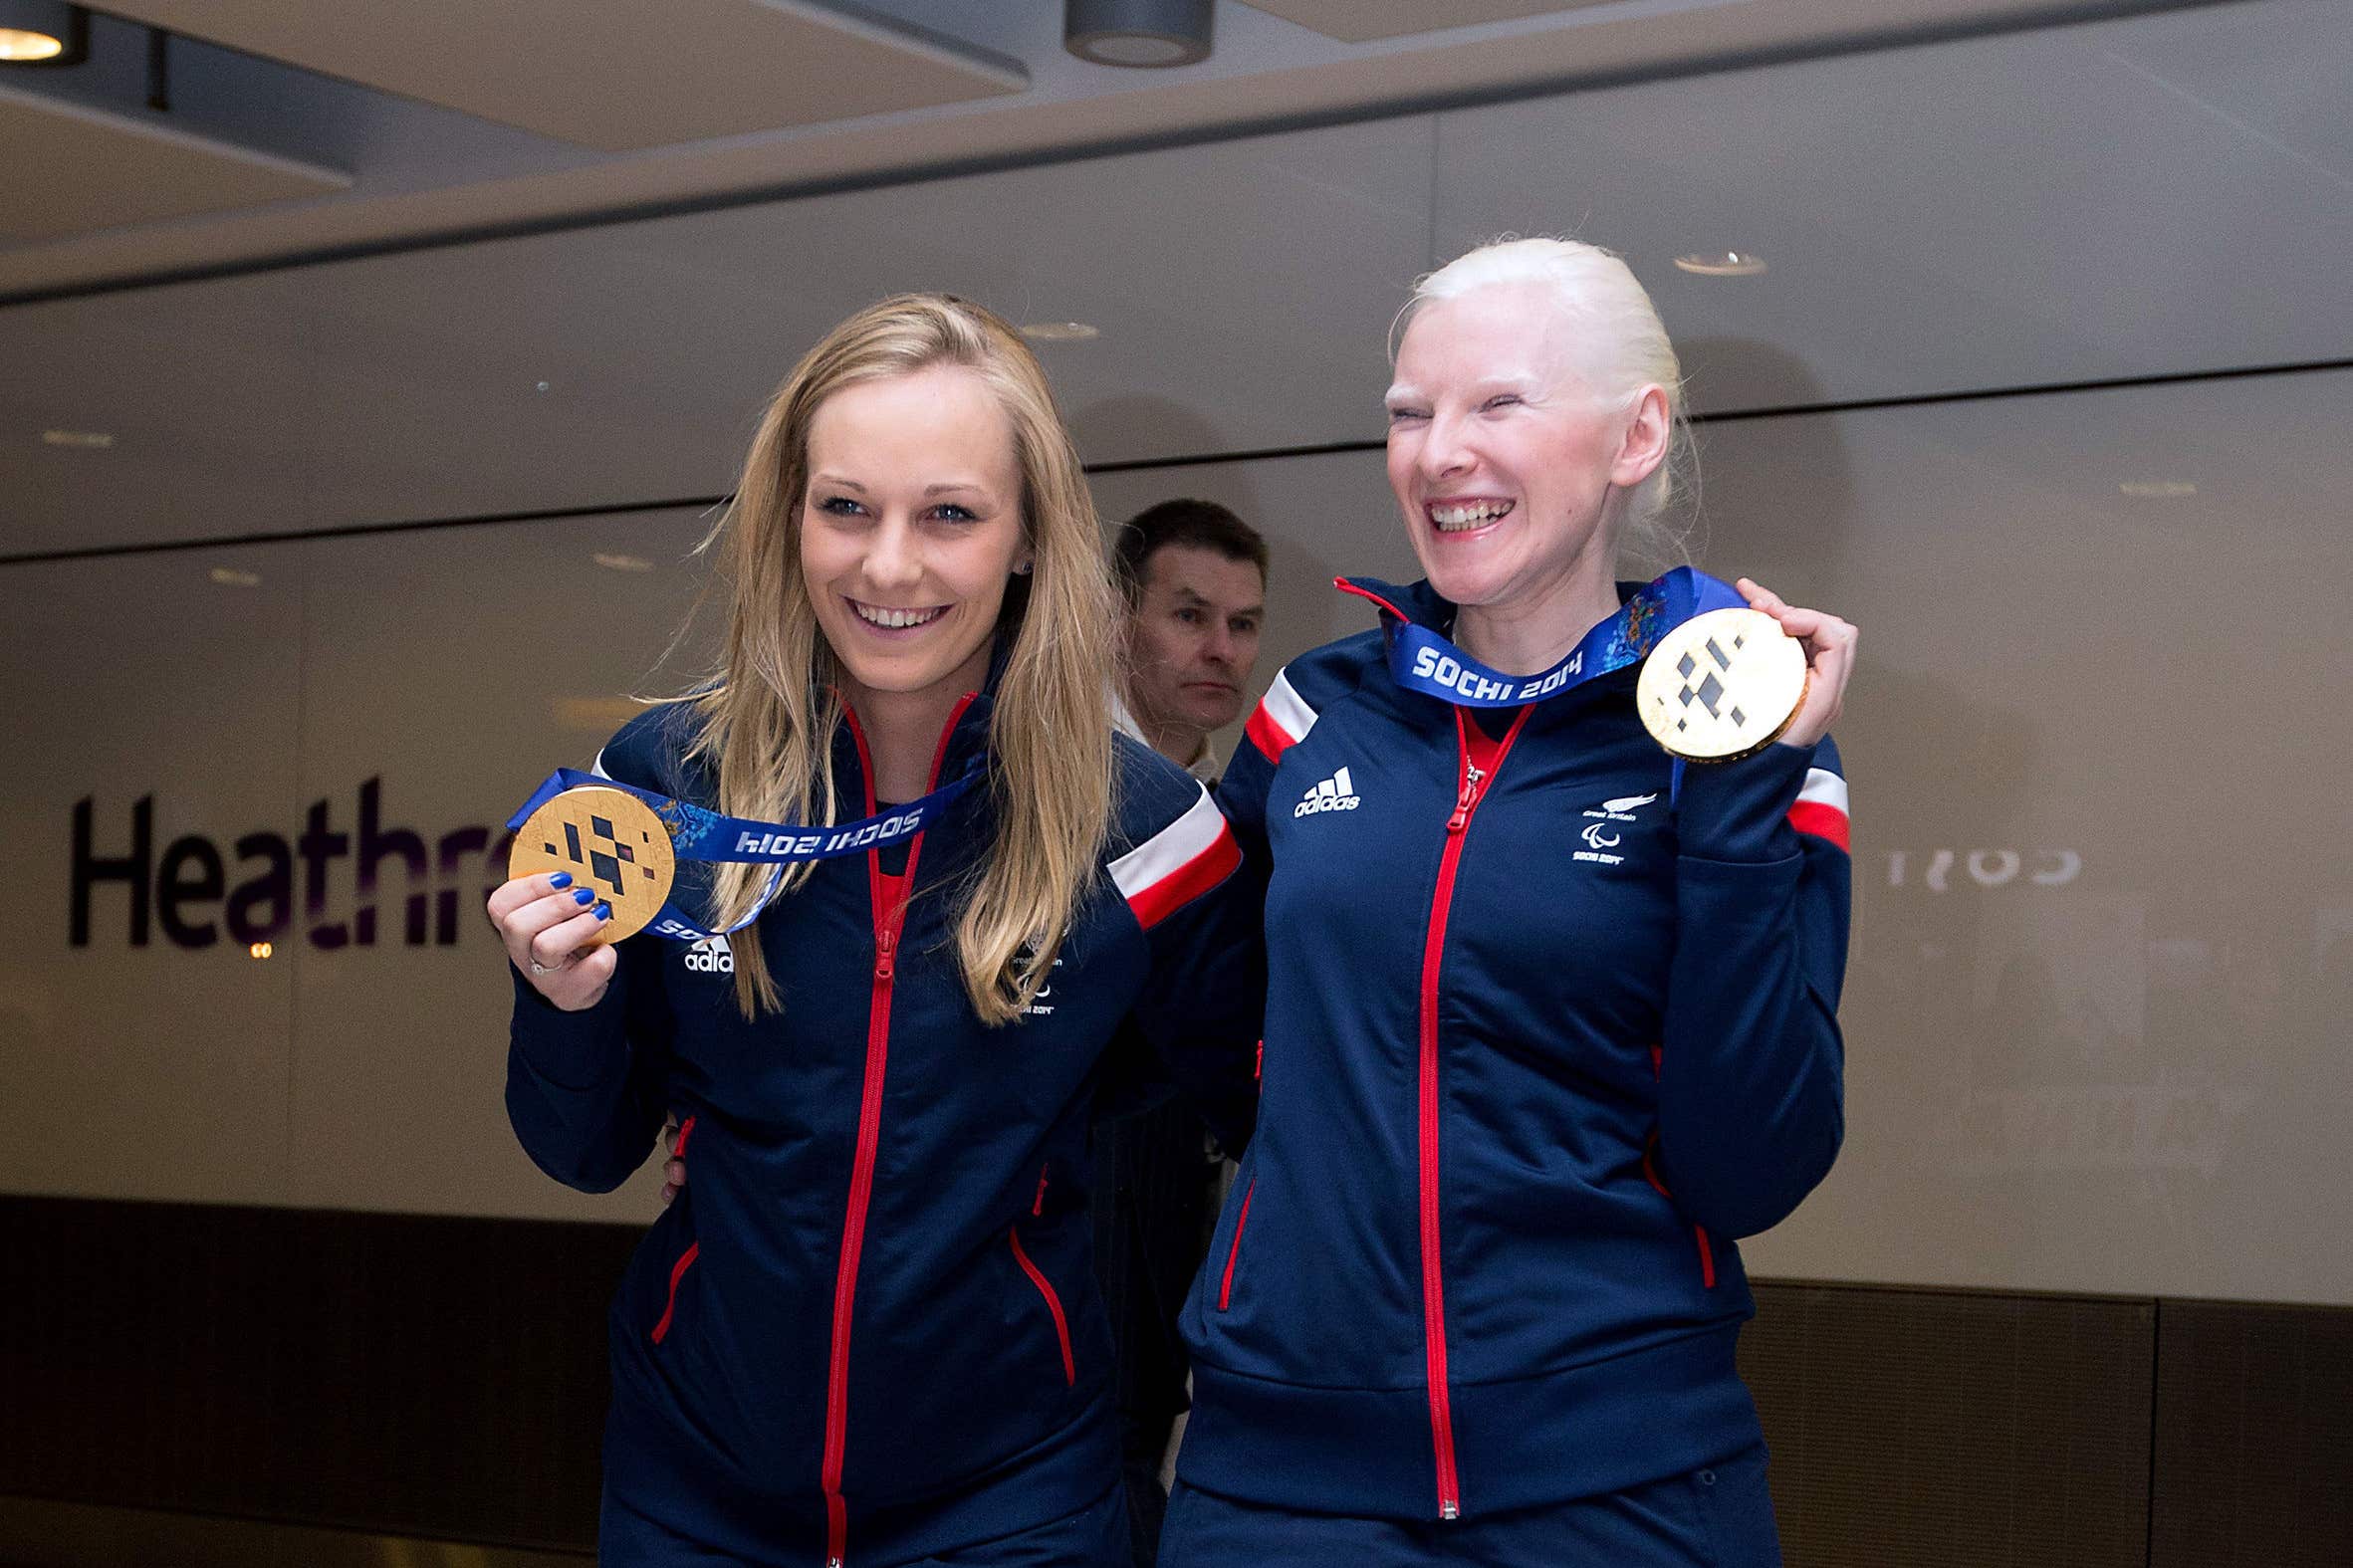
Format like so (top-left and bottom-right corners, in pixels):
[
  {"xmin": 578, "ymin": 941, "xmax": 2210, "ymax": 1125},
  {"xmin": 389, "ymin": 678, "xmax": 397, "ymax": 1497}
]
[
  {"xmin": 508, "ymin": 786, "xmax": 676, "ymax": 942},
  {"xmin": 1636, "ymin": 606, "xmax": 1809, "ymax": 762}
]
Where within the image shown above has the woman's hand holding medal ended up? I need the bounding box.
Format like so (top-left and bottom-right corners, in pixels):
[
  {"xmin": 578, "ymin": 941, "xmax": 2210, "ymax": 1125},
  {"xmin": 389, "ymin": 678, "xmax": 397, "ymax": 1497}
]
[
  {"xmin": 1735, "ymin": 576, "xmax": 1858, "ymax": 750},
  {"xmin": 488, "ymin": 871, "xmax": 618, "ymax": 1010}
]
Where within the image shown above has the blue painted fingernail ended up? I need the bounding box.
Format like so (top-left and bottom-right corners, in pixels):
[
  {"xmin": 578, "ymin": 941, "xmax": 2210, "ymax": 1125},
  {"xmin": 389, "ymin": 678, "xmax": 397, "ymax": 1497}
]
[
  {"xmin": 594, "ymin": 903, "xmax": 612, "ymax": 921},
  {"xmin": 550, "ymin": 872, "xmax": 573, "ymax": 889},
  {"xmin": 573, "ymin": 888, "xmax": 594, "ymax": 905}
]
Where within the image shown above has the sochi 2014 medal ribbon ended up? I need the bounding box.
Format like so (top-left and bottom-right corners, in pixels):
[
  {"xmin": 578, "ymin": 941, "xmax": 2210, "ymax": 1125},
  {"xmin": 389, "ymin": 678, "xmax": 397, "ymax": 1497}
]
[
  {"xmin": 505, "ymin": 759, "xmax": 982, "ymax": 945},
  {"xmin": 1363, "ymin": 564, "xmax": 1805, "ymax": 762}
]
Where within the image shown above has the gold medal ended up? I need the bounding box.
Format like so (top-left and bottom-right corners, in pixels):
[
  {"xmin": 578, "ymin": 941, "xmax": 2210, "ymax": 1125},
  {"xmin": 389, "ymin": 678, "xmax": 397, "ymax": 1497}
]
[
  {"xmin": 508, "ymin": 785, "xmax": 676, "ymax": 942},
  {"xmin": 1636, "ymin": 607, "xmax": 1809, "ymax": 763}
]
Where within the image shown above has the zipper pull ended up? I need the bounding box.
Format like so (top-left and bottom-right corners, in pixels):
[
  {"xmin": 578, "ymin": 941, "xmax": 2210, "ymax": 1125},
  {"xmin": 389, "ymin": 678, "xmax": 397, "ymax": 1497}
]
[
  {"xmin": 1446, "ymin": 765, "xmax": 1485, "ymax": 833},
  {"xmin": 874, "ymin": 924, "xmax": 896, "ymax": 983}
]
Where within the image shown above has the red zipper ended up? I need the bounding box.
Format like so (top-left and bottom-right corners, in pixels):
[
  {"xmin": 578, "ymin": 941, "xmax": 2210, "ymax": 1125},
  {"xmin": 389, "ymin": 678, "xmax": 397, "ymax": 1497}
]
[
  {"xmin": 1217, "ymin": 1178, "xmax": 1257, "ymax": 1310},
  {"xmin": 649, "ymin": 1114, "xmax": 703, "ymax": 1345},
  {"xmin": 1009, "ymin": 1225, "xmax": 1076, "ymax": 1385},
  {"xmin": 1415, "ymin": 705, "xmax": 1530, "ymax": 1521},
  {"xmin": 649, "ymin": 1241, "xmax": 699, "ymax": 1345},
  {"xmin": 819, "ymin": 693, "xmax": 973, "ymax": 1568}
]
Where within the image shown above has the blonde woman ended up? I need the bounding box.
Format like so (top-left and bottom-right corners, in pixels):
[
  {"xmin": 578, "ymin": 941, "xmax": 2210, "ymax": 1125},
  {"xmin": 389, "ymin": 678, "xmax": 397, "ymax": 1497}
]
[{"xmin": 490, "ymin": 295, "xmax": 1261, "ymax": 1568}]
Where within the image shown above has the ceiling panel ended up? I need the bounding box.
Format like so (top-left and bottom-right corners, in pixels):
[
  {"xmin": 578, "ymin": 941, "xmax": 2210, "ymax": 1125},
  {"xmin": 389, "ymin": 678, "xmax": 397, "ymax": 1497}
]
[
  {"xmin": 4, "ymin": 3, "xmax": 2345, "ymax": 560},
  {"xmin": 1241, "ymin": 0, "xmax": 1619, "ymax": 44},
  {"xmin": 0, "ymin": 83, "xmax": 347, "ymax": 244},
  {"xmin": 101, "ymin": 0, "xmax": 1025, "ymax": 152},
  {"xmin": 1428, "ymin": 0, "xmax": 2353, "ymax": 413},
  {"xmin": 288, "ymin": 113, "xmax": 1434, "ymax": 536},
  {"xmin": 0, "ymin": 1, "xmax": 2207, "ymax": 301}
]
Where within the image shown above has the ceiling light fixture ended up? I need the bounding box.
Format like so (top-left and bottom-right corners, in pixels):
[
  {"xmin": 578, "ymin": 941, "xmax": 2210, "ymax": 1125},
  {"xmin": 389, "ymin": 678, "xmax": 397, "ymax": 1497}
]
[
  {"xmin": 1064, "ymin": 0, "xmax": 1212, "ymax": 68},
  {"xmin": 592, "ymin": 552, "xmax": 655, "ymax": 572},
  {"xmin": 0, "ymin": 2, "xmax": 87, "ymax": 66},
  {"xmin": 41, "ymin": 428, "xmax": 115, "ymax": 448},
  {"xmin": 1674, "ymin": 251, "xmax": 1767, "ymax": 277},
  {"xmin": 2118, "ymin": 481, "xmax": 2196, "ymax": 499},
  {"xmin": 208, "ymin": 566, "xmax": 263, "ymax": 588},
  {"xmin": 1019, "ymin": 322, "xmax": 1099, "ymax": 342}
]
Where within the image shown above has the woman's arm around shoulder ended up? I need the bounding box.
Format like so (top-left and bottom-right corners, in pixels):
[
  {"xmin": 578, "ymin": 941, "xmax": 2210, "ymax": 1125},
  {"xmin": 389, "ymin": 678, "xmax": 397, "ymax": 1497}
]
[{"xmin": 1105, "ymin": 737, "xmax": 1265, "ymax": 1155}]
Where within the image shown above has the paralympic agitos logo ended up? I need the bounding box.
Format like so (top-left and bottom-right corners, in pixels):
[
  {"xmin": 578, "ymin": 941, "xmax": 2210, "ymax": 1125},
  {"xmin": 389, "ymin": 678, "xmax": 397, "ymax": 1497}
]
[{"xmin": 70, "ymin": 779, "xmax": 512, "ymax": 950}]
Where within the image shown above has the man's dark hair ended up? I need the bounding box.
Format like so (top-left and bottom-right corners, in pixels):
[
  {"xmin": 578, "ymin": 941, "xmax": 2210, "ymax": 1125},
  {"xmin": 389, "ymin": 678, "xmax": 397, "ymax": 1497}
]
[{"xmin": 1110, "ymin": 499, "xmax": 1269, "ymax": 606}]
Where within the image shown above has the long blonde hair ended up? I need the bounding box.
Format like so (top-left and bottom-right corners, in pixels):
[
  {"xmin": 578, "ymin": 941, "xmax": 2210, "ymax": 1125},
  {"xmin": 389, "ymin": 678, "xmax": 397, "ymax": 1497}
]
[{"xmin": 683, "ymin": 294, "xmax": 1117, "ymax": 1024}]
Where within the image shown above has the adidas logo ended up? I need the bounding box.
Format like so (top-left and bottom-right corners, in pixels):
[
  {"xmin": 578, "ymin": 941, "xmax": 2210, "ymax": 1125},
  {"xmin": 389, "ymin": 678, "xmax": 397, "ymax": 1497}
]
[
  {"xmin": 1294, "ymin": 766, "xmax": 1362, "ymax": 818},
  {"xmin": 682, "ymin": 934, "xmax": 734, "ymax": 975}
]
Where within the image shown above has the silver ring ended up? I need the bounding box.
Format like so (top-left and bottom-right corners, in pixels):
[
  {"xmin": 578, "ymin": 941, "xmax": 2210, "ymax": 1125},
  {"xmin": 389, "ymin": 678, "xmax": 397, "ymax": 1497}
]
[{"xmin": 528, "ymin": 957, "xmax": 565, "ymax": 976}]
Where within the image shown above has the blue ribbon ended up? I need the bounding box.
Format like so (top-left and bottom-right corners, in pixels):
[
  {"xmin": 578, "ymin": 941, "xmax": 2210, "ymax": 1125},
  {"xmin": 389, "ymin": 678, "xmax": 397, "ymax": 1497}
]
[
  {"xmin": 1376, "ymin": 565, "xmax": 1749, "ymax": 709},
  {"xmin": 505, "ymin": 759, "xmax": 984, "ymax": 943}
]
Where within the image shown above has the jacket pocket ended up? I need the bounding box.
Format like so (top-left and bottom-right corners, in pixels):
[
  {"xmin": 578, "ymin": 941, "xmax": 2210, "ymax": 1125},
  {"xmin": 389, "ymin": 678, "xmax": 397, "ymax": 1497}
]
[
  {"xmin": 1642, "ymin": 1135, "xmax": 1718, "ymax": 1290},
  {"xmin": 1009, "ymin": 1225, "xmax": 1075, "ymax": 1385},
  {"xmin": 1216, "ymin": 1178, "xmax": 1257, "ymax": 1310}
]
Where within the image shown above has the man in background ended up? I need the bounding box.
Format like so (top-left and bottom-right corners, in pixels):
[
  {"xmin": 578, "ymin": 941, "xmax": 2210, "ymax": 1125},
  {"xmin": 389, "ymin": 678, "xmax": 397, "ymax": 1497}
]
[
  {"xmin": 1110, "ymin": 499, "xmax": 1266, "ymax": 782},
  {"xmin": 1098, "ymin": 498, "xmax": 1266, "ymax": 1563}
]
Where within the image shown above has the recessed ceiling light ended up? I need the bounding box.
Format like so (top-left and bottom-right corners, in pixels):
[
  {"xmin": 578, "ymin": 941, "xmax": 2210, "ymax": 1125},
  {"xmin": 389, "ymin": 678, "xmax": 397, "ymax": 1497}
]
[
  {"xmin": 2118, "ymin": 481, "xmax": 2197, "ymax": 498},
  {"xmin": 208, "ymin": 566, "xmax": 262, "ymax": 587},
  {"xmin": 1019, "ymin": 322, "xmax": 1099, "ymax": 342},
  {"xmin": 1063, "ymin": 0, "xmax": 1212, "ymax": 68},
  {"xmin": 592, "ymin": 552, "xmax": 655, "ymax": 572},
  {"xmin": 41, "ymin": 428, "xmax": 114, "ymax": 448},
  {"xmin": 0, "ymin": 2, "xmax": 85, "ymax": 66},
  {"xmin": 1674, "ymin": 252, "xmax": 1767, "ymax": 277}
]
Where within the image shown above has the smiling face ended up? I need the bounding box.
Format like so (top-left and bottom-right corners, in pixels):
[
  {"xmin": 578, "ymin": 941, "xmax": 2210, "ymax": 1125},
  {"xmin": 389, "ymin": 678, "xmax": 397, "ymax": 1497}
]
[
  {"xmin": 799, "ymin": 363, "xmax": 1030, "ymax": 713},
  {"xmin": 1384, "ymin": 280, "xmax": 1666, "ymax": 634}
]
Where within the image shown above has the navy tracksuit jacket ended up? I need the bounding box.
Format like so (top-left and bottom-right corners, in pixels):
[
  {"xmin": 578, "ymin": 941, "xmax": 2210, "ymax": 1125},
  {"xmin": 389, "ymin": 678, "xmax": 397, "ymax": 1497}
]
[
  {"xmin": 506, "ymin": 692, "xmax": 1261, "ymax": 1566},
  {"xmin": 1176, "ymin": 576, "xmax": 1852, "ymax": 1525}
]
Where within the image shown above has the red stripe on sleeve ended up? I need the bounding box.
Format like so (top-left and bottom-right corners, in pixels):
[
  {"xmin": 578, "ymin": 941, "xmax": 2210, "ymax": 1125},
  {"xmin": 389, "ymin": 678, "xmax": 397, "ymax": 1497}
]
[
  {"xmin": 1787, "ymin": 800, "xmax": 1850, "ymax": 851},
  {"xmin": 1245, "ymin": 703, "xmax": 1296, "ymax": 763},
  {"xmin": 1126, "ymin": 823, "xmax": 1243, "ymax": 930}
]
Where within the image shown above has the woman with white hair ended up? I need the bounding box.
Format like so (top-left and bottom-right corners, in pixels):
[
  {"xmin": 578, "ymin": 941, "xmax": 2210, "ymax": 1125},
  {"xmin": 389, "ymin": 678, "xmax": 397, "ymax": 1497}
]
[{"xmin": 1162, "ymin": 240, "xmax": 1857, "ymax": 1564}]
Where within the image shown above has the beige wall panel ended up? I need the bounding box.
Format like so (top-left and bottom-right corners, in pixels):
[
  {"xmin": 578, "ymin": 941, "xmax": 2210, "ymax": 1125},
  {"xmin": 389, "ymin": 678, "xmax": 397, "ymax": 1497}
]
[
  {"xmin": 1703, "ymin": 373, "xmax": 2353, "ymax": 1303},
  {"xmin": 0, "ymin": 272, "xmax": 319, "ymax": 559},
  {"xmin": 0, "ymin": 550, "xmax": 303, "ymax": 1203}
]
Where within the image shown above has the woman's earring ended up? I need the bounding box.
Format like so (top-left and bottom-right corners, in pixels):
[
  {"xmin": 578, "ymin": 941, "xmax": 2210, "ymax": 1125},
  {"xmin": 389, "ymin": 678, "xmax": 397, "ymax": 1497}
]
[{"xmin": 1013, "ymin": 559, "xmax": 1034, "ymax": 576}]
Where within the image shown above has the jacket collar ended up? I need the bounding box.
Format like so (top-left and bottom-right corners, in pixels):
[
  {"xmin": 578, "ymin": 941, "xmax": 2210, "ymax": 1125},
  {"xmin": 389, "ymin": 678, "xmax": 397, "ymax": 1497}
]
[{"xmin": 830, "ymin": 632, "xmax": 1008, "ymax": 800}]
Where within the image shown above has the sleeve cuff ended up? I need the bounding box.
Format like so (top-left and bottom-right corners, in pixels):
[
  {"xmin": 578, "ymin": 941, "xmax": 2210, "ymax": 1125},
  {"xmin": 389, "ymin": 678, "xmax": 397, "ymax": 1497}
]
[
  {"xmin": 1675, "ymin": 739, "xmax": 1815, "ymax": 863},
  {"xmin": 508, "ymin": 963, "xmax": 631, "ymax": 1091}
]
